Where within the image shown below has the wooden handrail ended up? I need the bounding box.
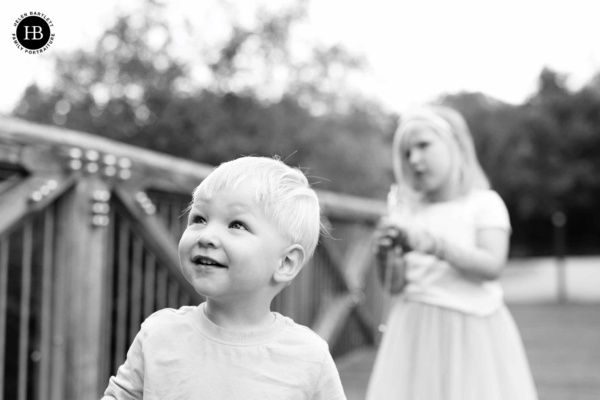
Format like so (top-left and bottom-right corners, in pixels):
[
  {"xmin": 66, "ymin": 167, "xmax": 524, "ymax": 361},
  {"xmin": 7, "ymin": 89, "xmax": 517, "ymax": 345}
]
[{"xmin": 0, "ymin": 116, "xmax": 386, "ymax": 222}]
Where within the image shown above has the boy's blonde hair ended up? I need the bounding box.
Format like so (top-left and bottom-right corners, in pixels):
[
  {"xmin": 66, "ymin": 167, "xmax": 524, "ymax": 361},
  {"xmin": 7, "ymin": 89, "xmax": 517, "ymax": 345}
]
[
  {"xmin": 193, "ymin": 156, "xmax": 321, "ymax": 262},
  {"xmin": 392, "ymin": 105, "xmax": 489, "ymax": 201}
]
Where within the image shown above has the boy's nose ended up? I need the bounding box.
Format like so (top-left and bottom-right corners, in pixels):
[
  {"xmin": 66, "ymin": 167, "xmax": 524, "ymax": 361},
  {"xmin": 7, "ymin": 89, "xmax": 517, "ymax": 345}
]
[{"xmin": 196, "ymin": 226, "xmax": 220, "ymax": 248}]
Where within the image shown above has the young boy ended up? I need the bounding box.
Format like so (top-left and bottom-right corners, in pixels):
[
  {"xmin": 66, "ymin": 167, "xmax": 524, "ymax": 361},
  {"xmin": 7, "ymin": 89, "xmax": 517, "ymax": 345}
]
[{"xmin": 102, "ymin": 156, "xmax": 347, "ymax": 399}]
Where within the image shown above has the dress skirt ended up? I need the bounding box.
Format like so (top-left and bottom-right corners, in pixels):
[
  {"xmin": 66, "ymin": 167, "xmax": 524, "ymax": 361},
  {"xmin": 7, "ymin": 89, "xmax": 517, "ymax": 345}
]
[{"xmin": 365, "ymin": 298, "xmax": 538, "ymax": 400}]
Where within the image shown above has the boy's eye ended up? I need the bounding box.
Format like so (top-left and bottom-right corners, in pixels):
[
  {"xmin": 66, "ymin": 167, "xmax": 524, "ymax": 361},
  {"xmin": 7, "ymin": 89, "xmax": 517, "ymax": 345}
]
[
  {"xmin": 189, "ymin": 215, "xmax": 206, "ymax": 225},
  {"xmin": 229, "ymin": 221, "xmax": 248, "ymax": 231}
]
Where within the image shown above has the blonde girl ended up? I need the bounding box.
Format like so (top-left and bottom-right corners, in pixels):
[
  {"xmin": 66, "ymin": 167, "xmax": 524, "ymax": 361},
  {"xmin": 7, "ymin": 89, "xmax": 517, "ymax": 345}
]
[{"xmin": 366, "ymin": 105, "xmax": 538, "ymax": 400}]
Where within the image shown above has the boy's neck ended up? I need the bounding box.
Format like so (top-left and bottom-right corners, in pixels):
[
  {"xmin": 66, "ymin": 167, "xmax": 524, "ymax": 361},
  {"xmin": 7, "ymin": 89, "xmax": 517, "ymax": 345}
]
[{"xmin": 203, "ymin": 299, "xmax": 275, "ymax": 331}]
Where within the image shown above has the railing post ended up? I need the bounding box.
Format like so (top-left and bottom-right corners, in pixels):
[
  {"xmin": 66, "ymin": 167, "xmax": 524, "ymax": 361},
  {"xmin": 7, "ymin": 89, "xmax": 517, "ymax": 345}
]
[
  {"xmin": 552, "ymin": 211, "xmax": 567, "ymax": 303},
  {"xmin": 54, "ymin": 175, "xmax": 111, "ymax": 400}
]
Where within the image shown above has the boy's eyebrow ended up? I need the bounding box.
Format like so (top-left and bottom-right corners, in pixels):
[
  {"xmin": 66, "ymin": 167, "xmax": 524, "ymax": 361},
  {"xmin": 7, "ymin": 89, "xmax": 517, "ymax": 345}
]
[
  {"xmin": 187, "ymin": 200, "xmax": 256, "ymax": 216},
  {"xmin": 227, "ymin": 203, "xmax": 255, "ymax": 216}
]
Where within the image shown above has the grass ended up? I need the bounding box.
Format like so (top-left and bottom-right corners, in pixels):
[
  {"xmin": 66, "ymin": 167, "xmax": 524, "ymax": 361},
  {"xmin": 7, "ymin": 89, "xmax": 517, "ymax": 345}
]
[{"xmin": 512, "ymin": 304, "xmax": 600, "ymax": 400}]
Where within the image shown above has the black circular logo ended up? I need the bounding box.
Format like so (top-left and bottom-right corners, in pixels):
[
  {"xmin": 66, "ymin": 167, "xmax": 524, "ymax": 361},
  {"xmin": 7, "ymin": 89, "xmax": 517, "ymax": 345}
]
[
  {"xmin": 16, "ymin": 17, "xmax": 50, "ymax": 49},
  {"xmin": 12, "ymin": 12, "xmax": 55, "ymax": 54}
]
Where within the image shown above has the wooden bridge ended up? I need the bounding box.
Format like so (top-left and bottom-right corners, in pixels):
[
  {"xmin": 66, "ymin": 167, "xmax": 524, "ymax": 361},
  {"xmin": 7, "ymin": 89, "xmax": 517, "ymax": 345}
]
[{"xmin": 0, "ymin": 116, "xmax": 394, "ymax": 400}]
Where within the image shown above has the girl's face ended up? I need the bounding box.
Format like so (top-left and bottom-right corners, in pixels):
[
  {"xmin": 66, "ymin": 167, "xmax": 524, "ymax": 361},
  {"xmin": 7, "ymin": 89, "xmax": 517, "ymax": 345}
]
[
  {"xmin": 178, "ymin": 181, "xmax": 289, "ymax": 305},
  {"xmin": 401, "ymin": 123, "xmax": 457, "ymax": 201}
]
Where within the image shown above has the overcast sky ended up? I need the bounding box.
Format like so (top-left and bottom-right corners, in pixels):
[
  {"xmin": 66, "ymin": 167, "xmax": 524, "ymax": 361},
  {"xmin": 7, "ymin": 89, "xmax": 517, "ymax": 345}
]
[{"xmin": 2, "ymin": 0, "xmax": 599, "ymax": 114}]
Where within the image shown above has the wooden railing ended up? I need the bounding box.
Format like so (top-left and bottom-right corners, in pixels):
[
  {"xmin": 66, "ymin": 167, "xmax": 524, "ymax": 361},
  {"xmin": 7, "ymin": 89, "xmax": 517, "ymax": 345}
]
[{"xmin": 0, "ymin": 116, "xmax": 387, "ymax": 400}]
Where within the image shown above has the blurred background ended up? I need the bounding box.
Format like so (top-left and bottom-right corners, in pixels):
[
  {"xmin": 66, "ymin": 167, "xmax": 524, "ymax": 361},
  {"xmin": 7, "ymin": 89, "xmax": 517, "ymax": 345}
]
[
  {"xmin": 3, "ymin": 0, "xmax": 600, "ymax": 257},
  {"xmin": 1, "ymin": 0, "xmax": 600, "ymax": 399}
]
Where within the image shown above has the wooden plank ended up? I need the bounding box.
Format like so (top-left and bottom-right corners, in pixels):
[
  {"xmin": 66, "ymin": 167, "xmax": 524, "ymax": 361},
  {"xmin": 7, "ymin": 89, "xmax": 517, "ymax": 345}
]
[
  {"xmin": 51, "ymin": 205, "xmax": 68, "ymax": 400},
  {"xmin": 0, "ymin": 174, "xmax": 75, "ymax": 236},
  {"xmin": 311, "ymin": 294, "xmax": 355, "ymax": 345},
  {"xmin": 1, "ymin": 116, "xmax": 387, "ymax": 224},
  {"xmin": 315, "ymin": 228, "xmax": 378, "ymax": 345},
  {"xmin": 53, "ymin": 177, "xmax": 111, "ymax": 400},
  {"xmin": 18, "ymin": 220, "xmax": 33, "ymax": 400},
  {"xmin": 0, "ymin": 116, "xmax": 213, "ymax": 187},
  {"xmin": 0, "ymin": 238, "xmax": 8, "ymax": 397},
  {"xmin": 143, "ymin": 253, "xmax": 156, "ymax": 318},
  {"xmin": 169, "ymin": 280, "xmax": 179, "ymax": 309},
  {"xmin": 114, "ymin": 220, "xmax": 130, "ymax": 371},
  {"xmin": 156, "ymin": 268, "xmax": 168, "ymax": 310},
  {"xmin": 317, "ymin": 190, "xmax": 385, "ymax": 223},
  {"xmin": 99, "ymin": 205, "xmax": 115, "ymax": 389},
  {"xmin": 129, "ymin": 237, "xmax": 143, "ymax": 345},
  {"xmin": 37, "ymin": 205, "xmax": 55, "ymax": 399},
  {"xmin": 0, "ymin": 139, "xmax": 64, "ymax": 174},
  {"xmin": 170, "ymin": 201, "xmax": 183, "ymax": 239},
  {"xmin": 114, "ymin": 187, "xmax": 201, "ymax": 303},
  {"xmin": 318, "ymin": 236, "xmax": 352, "ymax": 292},
  {"xmin": 0, "ymin": 141, "xmax": 22, "ymax": 165},
  {"xmin": 340, "ymin": 227, "xmax": 376, "ymax": 292}
]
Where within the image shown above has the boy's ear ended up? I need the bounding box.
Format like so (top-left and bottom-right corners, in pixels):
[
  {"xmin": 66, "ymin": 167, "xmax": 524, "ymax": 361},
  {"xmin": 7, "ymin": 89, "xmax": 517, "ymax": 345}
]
[{"xmin": 273, "ymin": 244, "xmax": 305, "ymax": 284}]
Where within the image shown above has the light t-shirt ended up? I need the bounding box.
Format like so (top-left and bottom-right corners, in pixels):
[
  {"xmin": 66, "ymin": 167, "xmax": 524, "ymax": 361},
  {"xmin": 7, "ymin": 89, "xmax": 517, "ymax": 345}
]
[
  {"xmin": 389, "ymin": 189, "xmax": 511, "ymax": 316},
  {"xmin": 102, "ymin": 304, "xmax": 347, "ymax": 400}
]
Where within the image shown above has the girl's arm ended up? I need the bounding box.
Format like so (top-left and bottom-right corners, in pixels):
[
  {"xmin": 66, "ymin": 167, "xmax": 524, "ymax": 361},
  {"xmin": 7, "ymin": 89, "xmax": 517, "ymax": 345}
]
[{"xmin": 406, "ymin": 227, "xmax": 509, "ymax": 280}]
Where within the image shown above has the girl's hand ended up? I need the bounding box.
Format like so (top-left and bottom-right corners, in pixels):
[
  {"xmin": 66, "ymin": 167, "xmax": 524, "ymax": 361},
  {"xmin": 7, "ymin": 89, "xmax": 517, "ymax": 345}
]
[
  {"xmin": 372, "ymin": 219, "xmax": 411, "ymax": 256},
  {"xmin": 402, "ymin": 228, "xmax": 438, "ymax": 255}
]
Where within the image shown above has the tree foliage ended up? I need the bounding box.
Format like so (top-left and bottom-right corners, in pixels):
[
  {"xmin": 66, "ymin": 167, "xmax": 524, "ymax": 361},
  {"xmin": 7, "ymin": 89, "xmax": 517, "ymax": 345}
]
[
  {"xmin": 10, "ymin": 1, "xmax": 600, "ymax": 255},
  {"xmin": 13, "ymin": 0, "xmax": 395, "ymax": 199},
  {"xmin": 442, "ymin": 68, "xmax": 600, "ymax": 255}
]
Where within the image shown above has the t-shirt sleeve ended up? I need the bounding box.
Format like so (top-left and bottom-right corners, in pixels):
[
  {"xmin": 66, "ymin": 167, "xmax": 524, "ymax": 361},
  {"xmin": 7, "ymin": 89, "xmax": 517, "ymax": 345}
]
[
  {"xmin": 474, "ymin": 190, "xmax": 511, "ymax": 231},
  {"xmin": 311, "ymin": 351, "xmax": 347, "ymax": 400},
  {"xmin": 102, "ymin": 321, "xmax": 149, "ymax": 399}
]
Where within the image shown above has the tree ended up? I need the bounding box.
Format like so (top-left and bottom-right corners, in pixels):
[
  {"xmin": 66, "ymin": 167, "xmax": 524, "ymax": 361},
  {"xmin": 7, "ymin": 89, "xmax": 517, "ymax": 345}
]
[
  {"xmin": 441, "ymin": 68, "xmax": 600, "ymax": 255},
  {"xmin": 12, "ymin": 0, "xmax": 394, "ymax": 198}
]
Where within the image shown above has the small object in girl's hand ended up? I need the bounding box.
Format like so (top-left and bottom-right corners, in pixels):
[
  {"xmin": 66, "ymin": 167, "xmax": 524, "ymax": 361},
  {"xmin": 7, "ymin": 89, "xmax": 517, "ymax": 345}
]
[{"xmin": 388, "ymin": 227, "xmax": 411, "ymax": 252}]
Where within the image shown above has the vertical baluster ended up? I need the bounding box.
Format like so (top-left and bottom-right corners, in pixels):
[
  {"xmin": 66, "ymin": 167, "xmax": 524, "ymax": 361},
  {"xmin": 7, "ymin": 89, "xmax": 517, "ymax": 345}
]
[
  {"xmin": 300, "ymin": 256, "xmax": 313, "ymax": 323},
  {"xmin": 18, "ymin": 220, "xmax": 33, "ymax": 400},
  {"xmin": 37, "ymin": 206, "xmax": 55, "ymax": 398},
  {"xmin": 179, "ymin": 291, "xmax": 190, "ymax": 308},
  {"xmin": 114, "ymin": 220, "xmax": 130, "ymax": 371},
  {"xmin": 51, "ymin": 210, "xmax": 67, "ymax": 400},
  {"xmin": 100, "ymin": 205, "xmax": 115, "ymax": 383},
  {"xmin": 152, "ymin": 195, "xmax": 162, "ymax": 222},
  {"xmin": 170, "ymin": 201, "xmax": 181, "ymax": 240},
  {"xmin": 314, "ymin": 252, "xmax": 326, "ymax": 324},
  {"xmin": 143, "ymin": 253, "xmax": 156, "ymax": 318},
  {"xmin": 179, "ymin": 199, "xmax": 189, "ymax": 239},
  {"xmin": 0, "ymin": 237, "xmax": 9, "ymax": 397},
  {"xmin": 156, "ymin": 268, "xmax": 168, "ymax": 310},
  {"xmin": 129, "ymin": 237, "xmax": 143, "ymax": 345},
  {"xmin": 168, "ymin": 280, "xmax": 179, "ymax": 309},
  {"xmin": 300, "ymin": 255, "xmax": 313, "ymax": 324}
]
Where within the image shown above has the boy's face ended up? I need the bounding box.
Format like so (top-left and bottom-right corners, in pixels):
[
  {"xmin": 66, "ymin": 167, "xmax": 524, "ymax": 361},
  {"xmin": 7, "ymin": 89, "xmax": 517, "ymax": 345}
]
[{"xmin": 178, "ymin": 181, "xmax": 289, "ymax": 304}]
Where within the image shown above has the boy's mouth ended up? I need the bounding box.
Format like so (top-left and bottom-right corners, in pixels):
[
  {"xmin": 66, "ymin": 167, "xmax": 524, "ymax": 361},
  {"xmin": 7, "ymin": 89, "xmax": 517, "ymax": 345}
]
[{"xmin": 191, "ymin": 255, "xmax": 226, "ymax": 268}]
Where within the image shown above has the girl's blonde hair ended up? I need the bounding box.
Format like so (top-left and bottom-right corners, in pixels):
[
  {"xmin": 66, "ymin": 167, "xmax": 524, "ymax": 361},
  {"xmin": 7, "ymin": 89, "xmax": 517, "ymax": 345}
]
[
  {"xmin": 193, "ymin": 156, "xmax": 321, "ymax": 262},
  {"xmin": 391, "ymin": 105, "xmax": 489, "ymax": 203}
]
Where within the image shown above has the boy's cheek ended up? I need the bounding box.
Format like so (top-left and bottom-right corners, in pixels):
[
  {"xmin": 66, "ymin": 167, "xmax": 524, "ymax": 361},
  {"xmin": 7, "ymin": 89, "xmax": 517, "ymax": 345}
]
[{"xmin": 178, "ymin": 232, "xmax": 194, "ymax": 255}]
